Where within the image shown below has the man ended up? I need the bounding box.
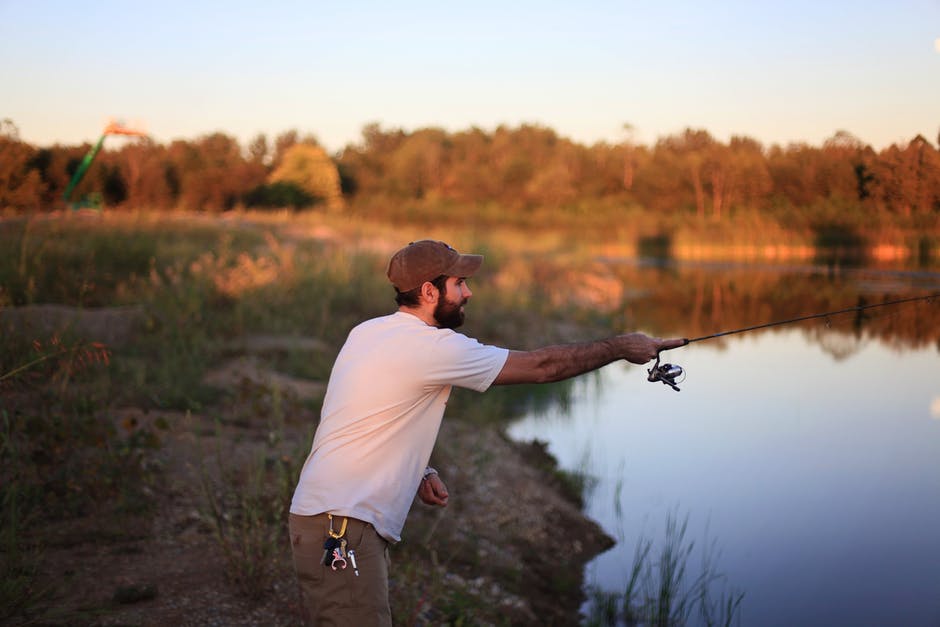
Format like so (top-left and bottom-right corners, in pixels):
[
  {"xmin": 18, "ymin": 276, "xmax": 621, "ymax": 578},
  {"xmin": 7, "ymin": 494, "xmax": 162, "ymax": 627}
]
[{"xmin": 289, "ymin": 240, "xmax": 685, "ymax": 625}]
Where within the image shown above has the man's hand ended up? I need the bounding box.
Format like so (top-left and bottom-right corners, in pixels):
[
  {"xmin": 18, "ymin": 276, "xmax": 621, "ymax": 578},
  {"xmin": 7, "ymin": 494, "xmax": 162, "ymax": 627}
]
[
  {"xmin": 417, "ymin": 473, "xmax": 449, "ymax": 507},
  {"xmin": 620, "ymin": 333, "xmax": 688, "ymax": 365}
]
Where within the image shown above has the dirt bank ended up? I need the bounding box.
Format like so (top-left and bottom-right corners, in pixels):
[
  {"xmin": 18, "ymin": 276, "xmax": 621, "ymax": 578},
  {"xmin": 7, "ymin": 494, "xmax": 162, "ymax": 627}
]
[{"xmin": 20, "ymin": 334, "xmax": 613, "ymax": 626}]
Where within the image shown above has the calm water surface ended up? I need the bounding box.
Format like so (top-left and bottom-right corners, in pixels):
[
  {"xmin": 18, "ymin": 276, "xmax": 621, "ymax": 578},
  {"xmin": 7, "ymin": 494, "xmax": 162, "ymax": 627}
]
[{"xmin": 508, "ymin": 265, "xmax": 940, "ymax": 626}]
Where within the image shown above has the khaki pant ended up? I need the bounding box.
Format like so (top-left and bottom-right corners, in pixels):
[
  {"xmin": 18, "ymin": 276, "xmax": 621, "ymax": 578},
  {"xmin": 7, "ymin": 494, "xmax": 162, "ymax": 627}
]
[{"xmin": 289, "ymin": 513, "xmax": 392, "ymax": 626}]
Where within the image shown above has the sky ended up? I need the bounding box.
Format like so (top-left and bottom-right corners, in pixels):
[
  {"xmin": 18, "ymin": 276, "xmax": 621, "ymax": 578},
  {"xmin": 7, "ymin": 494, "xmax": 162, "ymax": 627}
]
[{"xmin": 2, "ymin": 0, "xmax": 939, "ymax": 153}]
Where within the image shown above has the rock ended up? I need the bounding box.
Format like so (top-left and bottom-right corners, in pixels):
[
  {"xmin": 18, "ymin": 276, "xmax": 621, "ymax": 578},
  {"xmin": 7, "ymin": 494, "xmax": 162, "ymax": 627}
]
[
  {"xmin": 0, "ymin": 304, "xmax": 146, "ymax": 348},
  {"xmin": 112, "ymin": 583, "xmax": 158, "ymax": 604},
  {"xmin": 202, "ymin": 356, "xmax": 326, "ymax": 401}
]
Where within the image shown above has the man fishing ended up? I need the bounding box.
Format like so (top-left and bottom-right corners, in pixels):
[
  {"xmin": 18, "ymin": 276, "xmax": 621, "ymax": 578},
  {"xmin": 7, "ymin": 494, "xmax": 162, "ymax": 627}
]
[{"xmin": 288, "ymin": 239, "xmax": 685, "ymax": 625}]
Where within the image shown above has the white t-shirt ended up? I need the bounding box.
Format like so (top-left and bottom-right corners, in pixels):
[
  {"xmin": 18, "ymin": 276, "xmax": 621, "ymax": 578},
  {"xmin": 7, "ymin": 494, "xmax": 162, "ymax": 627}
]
[{"xmin": 290, "ymin": 311, "xmax": 509, "ymax": 542}]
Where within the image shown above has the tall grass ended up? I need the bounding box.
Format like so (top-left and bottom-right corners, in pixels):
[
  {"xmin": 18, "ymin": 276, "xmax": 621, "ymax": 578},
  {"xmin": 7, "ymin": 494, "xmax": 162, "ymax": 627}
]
[
  {"xmin": 585, "ymin": 509, "xmax": 744, "ymax": 627},
  {"xmin": 196, "ymin": 380, "xmax": 313, "ymax": 600},
  {"xmin": 0, "ymin": 332, "xmax": 161, "ymax": 623},
  {"xmin": 0, "ymin": 449, "xmax": 52, "ymax": 625},
  {"xmin": 198, "ymin": 438, "xmax": 293, "ymax": 600}
]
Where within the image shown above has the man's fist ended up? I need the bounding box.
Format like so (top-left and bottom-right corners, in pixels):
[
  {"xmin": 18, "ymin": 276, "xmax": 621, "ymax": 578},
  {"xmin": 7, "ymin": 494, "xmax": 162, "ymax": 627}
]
[{"xmin": 417, "ymin": 473, "xmax": 449, "ymax": 507}]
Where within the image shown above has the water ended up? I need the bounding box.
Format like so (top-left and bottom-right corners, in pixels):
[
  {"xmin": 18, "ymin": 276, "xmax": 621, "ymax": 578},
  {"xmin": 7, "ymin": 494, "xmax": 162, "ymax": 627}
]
[{"xmin": 507, "ymin": 264, "xmax": 940, "ymax": 626}]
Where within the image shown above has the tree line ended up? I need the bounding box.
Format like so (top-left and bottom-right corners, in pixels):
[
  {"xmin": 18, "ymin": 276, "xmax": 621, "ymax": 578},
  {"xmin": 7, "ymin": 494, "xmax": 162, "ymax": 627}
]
[{"xmin": 2, "ymin": 118, "xmax": 939, "ymax": 224}]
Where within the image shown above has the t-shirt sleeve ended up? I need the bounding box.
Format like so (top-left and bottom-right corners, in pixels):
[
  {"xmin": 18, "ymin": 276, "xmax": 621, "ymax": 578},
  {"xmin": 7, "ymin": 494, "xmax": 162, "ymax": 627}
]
[{"xmin": 423, "ymin": 331, "xmax": 509, "ymax": 392}]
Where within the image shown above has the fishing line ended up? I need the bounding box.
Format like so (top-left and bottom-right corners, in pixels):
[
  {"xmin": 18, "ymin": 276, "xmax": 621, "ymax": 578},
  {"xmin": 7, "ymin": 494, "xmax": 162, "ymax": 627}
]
[{"xmin": 647, "ymin": 292, "xmax": 939, "ymax": 392}]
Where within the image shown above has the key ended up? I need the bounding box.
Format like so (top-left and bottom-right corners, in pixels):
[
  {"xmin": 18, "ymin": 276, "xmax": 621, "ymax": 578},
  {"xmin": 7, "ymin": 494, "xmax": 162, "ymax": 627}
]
[
  {"xmin": 331, "ymin": 547, "xmax": 347, "ymax": 570},
  {"xmin": 348, "ymin": 549, "xmax": 360, "ymax": 577},
  {"xmin": 322, "ymin": 537, "xmax": 339, "ymax": 566}
]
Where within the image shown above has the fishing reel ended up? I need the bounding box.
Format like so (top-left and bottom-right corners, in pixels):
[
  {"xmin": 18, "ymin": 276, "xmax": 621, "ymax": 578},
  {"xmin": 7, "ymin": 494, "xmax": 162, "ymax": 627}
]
[{"xmin": 647, "ymin": 354, "xmax": 685, "ymax": 392}]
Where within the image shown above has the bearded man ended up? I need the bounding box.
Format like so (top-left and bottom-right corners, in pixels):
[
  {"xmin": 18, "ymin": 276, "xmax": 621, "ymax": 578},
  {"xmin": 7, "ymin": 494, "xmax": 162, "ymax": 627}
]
[{"xmin": 289, "ymin": 239, "xmax": 685, "ymax": 625}]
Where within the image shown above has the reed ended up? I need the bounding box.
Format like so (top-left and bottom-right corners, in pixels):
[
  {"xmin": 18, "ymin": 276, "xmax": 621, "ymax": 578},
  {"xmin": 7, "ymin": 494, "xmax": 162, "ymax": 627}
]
[{"xmin": 585, "ymin": 509, "xmax": 744, "ymax": 627}]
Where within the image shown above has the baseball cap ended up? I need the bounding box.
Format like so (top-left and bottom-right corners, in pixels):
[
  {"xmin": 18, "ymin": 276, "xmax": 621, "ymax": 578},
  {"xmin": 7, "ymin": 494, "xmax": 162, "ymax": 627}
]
[{"xmin": 386, "ymin": 240, "xmax": 483, "ymax": 292}]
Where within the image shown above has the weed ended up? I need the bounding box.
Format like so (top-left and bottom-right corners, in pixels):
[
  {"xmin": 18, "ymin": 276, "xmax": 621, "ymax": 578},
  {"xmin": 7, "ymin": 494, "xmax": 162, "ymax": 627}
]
[
  {"xmin": 0, "ymin": 484, "xmax": 51, "ymax": 626},
  {"xmin": 197, "ymin": 403, "xmax": 306, "ymax": 601},
  {"xmin": 0, "ymin": 331, "xmax": 159, "ymax": 624},
  {"xmin": 585, "ymin": 509, "xmax": 744, "ymax": 627},
  {"xmin": 199, "ymin": 446, "xmax": 286, "ymax": 600},
  {"xmin": 0, "ymin": 334, "xmax": 110, "ymax": 389}
]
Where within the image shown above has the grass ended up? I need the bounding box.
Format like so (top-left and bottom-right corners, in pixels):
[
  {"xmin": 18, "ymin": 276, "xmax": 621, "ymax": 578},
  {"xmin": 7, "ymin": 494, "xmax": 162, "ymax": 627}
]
[
  {"xmin": 584, "ymin": 509, "xmax": 744, "ymax": 627},
  {"xmin": 198, "ymin": 438, "xmax": 292, "ymax": 600},
  {"xmin": 195, "ymin": 367, "xmax": 316, "ymax": 599},
  {"xmin": 0, "ymin": 482, "xmax": 51, "ymax": 625},
  {"xmin": 0, "ymin": 332, "xmax": 162, "ymax": 624}
]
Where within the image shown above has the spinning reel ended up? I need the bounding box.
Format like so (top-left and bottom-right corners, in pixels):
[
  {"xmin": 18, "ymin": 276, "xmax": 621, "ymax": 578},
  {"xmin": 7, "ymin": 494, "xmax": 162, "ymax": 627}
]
[{"xmin": 647, "ymin": 353, "xmax": 685, "ymax": 392}]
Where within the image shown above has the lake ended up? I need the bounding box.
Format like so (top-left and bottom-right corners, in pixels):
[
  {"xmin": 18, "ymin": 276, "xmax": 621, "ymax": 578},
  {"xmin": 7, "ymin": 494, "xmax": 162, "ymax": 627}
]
[{"xmin": 507, "ymin": 261, "xmax": 940, "ymax": 626}]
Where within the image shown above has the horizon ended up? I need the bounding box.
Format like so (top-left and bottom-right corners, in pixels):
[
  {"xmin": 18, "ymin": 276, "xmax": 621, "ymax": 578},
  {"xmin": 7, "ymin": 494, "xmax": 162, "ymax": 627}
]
[
  {"xmin": 5, "ymin": 119, "xmax": 938, "ymax": 155},
  {"xmin": 2, "ymin": 1, "xmax": 939, "ymax": 153}
]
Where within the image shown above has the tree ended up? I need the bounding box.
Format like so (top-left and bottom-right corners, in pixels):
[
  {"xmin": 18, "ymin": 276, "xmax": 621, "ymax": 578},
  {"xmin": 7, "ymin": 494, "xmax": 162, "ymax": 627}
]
[
  {"xmin": 647, "ymin": 129, "xmax": 716, "ymax": 218},
  {"xmin": 0, "ymin": 121, "xmax": 44, "ymax": 211},
  {"xmin": 441, "ymin": 126, "xmax": 497, "ymax": 202},
  {"xmin": 621, "ymin": 122, "xmax": 636, "ymax": 191},
  {"xmin": 720, "ymin": 136, "xmax": 772, "ymax": 215},
  {"xmin": 386, "ymin": 128, "xmax": 448, "ymax": 200},
  {"xmin": 248, "ymin": 133, "xmax": 269, "ymax": 167},
  {"xmin": 269, "ymin": 143, "xmax": 343, "ymax": 210},
  {"xmin": 820, "ymin": 130, "xmax": 866, "ymax": 201},
  {"xmin": 334, "ymin": 123, "xmax": 408, "ymax": 200},
  {"xmin": 165, "ymin": 133, "xmax": 252, "ymax": 211},
  {"xmin": 869, "ymin": 136, "xmax": 940, "ymax": 217},
  {"xmin": 112, "ymin": 138, "xmax": 173, "ymax": 209}
]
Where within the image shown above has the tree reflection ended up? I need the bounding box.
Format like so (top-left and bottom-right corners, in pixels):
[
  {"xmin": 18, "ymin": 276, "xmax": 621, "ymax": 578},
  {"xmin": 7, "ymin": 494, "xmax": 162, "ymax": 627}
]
[{"xmin": 606, "ymin": 261, "xmax": 940, "ymax": 351}]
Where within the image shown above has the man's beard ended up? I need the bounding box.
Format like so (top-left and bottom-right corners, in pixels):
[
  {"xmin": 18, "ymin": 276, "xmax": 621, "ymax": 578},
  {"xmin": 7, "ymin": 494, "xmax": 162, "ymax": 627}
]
[{"xmin": 434, "ymin": 296, "xmax": 466, "ymax": 329}]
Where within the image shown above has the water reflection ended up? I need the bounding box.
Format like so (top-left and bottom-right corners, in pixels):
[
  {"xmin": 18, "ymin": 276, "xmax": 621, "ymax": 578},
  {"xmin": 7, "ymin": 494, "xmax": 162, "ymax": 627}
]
[
  {"xmin": 509, "ymin": 263, "xmax": 940, "ymax": 627},
  {"xmin": 601, "ymin": 259, "xmax": 940, "ymax": 352}
]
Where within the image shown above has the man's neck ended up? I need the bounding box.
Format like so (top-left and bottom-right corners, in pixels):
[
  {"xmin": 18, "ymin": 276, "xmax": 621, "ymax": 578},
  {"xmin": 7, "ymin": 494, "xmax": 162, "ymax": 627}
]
[{"xmin": 398, "ymin": 305, "xmax": 438, "ymax": 328}]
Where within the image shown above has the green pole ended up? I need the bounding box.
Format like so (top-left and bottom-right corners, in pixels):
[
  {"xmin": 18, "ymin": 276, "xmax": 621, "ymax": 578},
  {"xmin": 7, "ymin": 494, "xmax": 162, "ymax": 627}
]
[{"xmin": 62, "ymin": 134, "xmax": 107, "ymax": 204}]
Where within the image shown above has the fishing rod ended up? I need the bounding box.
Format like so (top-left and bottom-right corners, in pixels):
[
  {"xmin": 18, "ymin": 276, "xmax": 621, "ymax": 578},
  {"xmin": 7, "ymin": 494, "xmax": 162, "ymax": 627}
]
[{"xmin": 647, "ymin": 292, "xmax": 939, "ymax": 392}]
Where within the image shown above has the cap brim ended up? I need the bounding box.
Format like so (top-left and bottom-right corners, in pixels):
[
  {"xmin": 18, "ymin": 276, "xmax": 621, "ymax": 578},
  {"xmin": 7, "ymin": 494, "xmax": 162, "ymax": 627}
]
[{"xmin": 447, "ymin": 254, "xmax": 483, "ymax": 278}]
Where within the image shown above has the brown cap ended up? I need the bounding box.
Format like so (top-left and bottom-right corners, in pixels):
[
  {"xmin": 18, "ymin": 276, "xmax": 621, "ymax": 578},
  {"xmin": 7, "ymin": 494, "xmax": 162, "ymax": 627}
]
[{"xmin": 386, "ymin": 240, "xmax": 483, "ymax": 292}]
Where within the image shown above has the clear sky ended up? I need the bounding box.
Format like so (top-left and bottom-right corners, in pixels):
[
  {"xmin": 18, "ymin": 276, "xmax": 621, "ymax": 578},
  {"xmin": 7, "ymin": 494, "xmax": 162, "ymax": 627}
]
[{"xmin": 2, "ymin": 1, "xmax": 938, "ymax": 153}]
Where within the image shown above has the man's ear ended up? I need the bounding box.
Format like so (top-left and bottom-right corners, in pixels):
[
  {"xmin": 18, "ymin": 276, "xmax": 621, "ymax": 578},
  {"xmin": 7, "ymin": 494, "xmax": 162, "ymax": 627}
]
[{"xmin": 420, "ymin": 281, "xmax": 439, "ymax": 304}]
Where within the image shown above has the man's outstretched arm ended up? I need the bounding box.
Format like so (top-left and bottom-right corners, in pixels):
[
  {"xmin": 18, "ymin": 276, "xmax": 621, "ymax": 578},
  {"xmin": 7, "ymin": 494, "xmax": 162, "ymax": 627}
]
[{"xmin": 493, "ymin": 333, "xmax": 686, "ymax": 385}]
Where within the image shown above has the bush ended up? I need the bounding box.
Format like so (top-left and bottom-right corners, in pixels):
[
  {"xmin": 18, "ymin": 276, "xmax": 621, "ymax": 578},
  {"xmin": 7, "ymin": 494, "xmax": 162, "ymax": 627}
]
[{"xmin": 243, "ymin": 181, "xmax": 319, "ymax": 210}]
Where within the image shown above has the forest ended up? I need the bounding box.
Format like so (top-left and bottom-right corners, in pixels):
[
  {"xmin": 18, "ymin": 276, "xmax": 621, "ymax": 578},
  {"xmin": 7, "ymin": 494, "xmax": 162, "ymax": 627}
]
[{"xmin": 2, "ymin": 118, "xmax": 939, "ymax": 236}]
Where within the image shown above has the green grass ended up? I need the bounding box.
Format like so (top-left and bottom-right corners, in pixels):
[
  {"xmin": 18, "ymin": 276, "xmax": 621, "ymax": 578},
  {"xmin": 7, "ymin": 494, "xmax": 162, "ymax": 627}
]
[
  {"xmin": 198, "ymin": 439, "xmax": 295, "ymax": 600},
  {"xmin": 584, "ymin": 509, "xmax": 745, "ymax": 627},
  {"xmin": 0, "ymin": 479, "xmax": 51, "ymax": 625}
]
